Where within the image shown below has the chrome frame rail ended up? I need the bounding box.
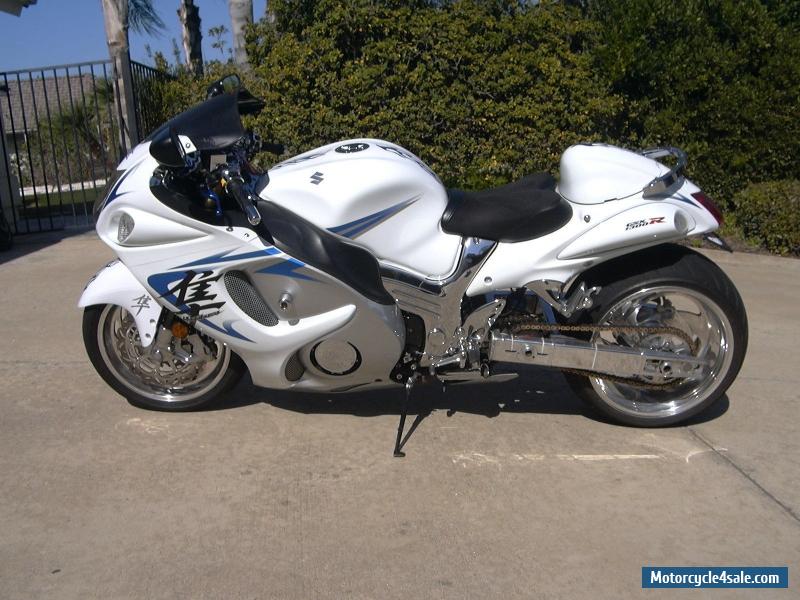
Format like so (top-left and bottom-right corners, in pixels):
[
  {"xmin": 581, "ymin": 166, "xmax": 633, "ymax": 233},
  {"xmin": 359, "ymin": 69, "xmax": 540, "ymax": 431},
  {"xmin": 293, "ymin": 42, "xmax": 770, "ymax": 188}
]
[{"xmin": 381, "ymin": 237, "xmax": 496, "ymax": 367}]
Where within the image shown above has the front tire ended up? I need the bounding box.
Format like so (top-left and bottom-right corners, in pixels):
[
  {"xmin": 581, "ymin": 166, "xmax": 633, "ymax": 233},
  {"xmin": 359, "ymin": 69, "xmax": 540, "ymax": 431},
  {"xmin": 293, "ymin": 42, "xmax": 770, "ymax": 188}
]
[
  {"xmin": 83, "ymin": 304, "xmax": 245, "ymax": 411},
  {"xmin": 565, "ymin": 245, "xmax": 748, "ymax": 427}
]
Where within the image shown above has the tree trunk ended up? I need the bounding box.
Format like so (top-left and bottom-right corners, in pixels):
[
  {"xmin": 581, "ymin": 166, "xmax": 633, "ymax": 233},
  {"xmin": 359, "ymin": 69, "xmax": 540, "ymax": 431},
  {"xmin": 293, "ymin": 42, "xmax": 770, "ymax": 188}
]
[
  {"xmin": 178, "ymin": 0, "xmax": 204, "ymax": 76},
  {"xmin": 227, "ymin": 0, "xmax": 253, "ymax": 69},
  {"xmin": 101, "ymin": 0, "xmax": 139, "ymax": 153}
]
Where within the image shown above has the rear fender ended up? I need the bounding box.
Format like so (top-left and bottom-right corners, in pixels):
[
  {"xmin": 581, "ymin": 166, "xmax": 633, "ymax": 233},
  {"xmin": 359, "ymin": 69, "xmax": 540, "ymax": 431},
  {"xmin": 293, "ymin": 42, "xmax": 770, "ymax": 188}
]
[{"xmin": 78, "ymin": 260, "xmax": 162, "ymax": 347}]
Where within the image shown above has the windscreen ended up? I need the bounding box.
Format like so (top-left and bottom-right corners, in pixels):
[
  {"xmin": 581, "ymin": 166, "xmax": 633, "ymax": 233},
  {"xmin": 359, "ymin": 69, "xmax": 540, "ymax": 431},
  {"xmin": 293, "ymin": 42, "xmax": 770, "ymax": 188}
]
[{"xmin": 146, "ymin": 93, "xmax": 245, "ymax": 152}]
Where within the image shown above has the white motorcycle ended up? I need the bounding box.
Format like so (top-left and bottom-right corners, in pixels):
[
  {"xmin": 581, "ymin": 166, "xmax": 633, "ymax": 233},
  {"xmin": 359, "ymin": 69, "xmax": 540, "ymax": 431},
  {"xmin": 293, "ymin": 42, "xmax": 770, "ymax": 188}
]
[{"xmin": 80, "ymin": 75, "xmax": 747, "ymax": 455}]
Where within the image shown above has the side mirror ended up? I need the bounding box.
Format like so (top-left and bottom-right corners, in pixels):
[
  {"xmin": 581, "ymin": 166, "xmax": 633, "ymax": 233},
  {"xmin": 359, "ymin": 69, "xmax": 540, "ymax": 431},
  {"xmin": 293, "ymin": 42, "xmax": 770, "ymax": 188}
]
[
  {"xmin": 149, "ymin": 126, "xmax": 198, "ymax": 169},
  {"xmin": 206, "ymin": 74, "xmax": 241, "ymax": 99}
]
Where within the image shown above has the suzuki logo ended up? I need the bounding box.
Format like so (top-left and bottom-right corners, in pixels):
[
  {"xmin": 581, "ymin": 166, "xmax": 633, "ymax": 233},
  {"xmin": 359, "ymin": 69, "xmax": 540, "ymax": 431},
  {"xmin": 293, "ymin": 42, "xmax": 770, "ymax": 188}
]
[{"xmin": 310, "ymin": 172, "xmax": 324, "ymax": 185}]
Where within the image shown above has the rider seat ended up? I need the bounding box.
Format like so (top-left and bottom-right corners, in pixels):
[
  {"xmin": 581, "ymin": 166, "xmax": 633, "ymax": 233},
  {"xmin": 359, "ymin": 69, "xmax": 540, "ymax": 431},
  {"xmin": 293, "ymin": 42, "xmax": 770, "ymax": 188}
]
[{"xmin": 441, "ymin": 173, "xmax": 572, "ymax": 242}]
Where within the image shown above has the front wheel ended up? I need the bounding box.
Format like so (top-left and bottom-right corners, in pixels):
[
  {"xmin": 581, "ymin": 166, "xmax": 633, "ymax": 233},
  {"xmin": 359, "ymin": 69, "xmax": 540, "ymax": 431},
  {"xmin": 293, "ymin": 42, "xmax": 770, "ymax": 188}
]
[
  {"xmin": 83, "ymin": 304, "xmax": 245, "ymax": 411},
  {"xmin": 565, "ymin": 245, "xmax": 748, "ymax": 427}
]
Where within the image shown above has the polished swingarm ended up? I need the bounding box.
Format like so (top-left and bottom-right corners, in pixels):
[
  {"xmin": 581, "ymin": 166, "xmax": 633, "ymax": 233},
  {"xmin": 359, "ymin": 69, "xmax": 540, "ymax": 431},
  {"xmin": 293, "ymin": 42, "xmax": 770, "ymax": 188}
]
[{"xmin": 489, "ymin": 332, "xmax": 708, "ymax": 383}]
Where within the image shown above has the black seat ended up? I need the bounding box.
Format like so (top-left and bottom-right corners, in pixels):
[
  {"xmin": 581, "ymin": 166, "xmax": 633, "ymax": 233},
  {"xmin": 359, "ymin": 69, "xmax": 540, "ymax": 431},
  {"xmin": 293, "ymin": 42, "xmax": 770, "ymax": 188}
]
[{"xmin": 441, "ymin": 173, "xmax": 572, "ymax": 242}]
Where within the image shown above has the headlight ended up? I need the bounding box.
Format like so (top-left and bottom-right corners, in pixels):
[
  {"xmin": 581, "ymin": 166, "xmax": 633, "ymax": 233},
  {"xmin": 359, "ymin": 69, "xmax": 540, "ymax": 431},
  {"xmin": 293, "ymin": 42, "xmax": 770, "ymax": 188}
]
[{"xmin": 117, "ymin": 212, "xmax": 135, "ymax": 243}]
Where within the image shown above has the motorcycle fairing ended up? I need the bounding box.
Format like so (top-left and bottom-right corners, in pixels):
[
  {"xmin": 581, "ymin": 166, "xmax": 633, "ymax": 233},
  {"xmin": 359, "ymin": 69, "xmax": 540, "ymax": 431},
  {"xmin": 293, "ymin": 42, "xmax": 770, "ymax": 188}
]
[
  {"xmin": 140, "ymin": 239, "xmax": 403, "ymax": 390},
  {"xmin": 255, "ymin": 199, "xmax": 395, "ymax": 305},
  {"xmin": 91, "ymin": 153, "xmax": 404, "ymax": 391}
]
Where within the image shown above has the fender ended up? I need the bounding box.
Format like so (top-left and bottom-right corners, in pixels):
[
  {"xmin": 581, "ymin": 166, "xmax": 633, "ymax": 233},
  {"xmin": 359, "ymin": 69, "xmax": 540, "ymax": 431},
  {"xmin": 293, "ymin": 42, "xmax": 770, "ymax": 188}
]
[{"xmin": 78, "ymin": 260, "xmax": 162, "ymax": 347}]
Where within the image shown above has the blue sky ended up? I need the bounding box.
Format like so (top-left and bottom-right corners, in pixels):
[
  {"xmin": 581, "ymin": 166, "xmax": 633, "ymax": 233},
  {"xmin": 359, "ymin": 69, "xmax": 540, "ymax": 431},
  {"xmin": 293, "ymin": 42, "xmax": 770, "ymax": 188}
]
[{"xmin": 0, "ymin": 0, "xmax": 268, "ymax": 72}]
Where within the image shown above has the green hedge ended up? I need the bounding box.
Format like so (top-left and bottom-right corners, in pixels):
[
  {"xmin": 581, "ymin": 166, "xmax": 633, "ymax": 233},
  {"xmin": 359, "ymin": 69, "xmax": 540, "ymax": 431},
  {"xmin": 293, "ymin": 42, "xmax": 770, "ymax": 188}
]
[
  {"xmin": 733, "ymin": 180, "xmax": 800, "ymax": 255},
  {"xmin": 244, "ymin": 0, "xmax": 626, "ymax": 189},
  {"xmin": 589, "ymin": 0, "xmax": 800, "ymax": 206}
]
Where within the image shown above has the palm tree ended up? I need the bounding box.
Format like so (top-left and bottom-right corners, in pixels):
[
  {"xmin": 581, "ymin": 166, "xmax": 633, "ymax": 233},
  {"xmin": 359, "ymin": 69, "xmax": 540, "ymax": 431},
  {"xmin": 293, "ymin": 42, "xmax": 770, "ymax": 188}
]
[
  {"xmin": 178, "ymin": 0, "xmax": 203, "ymax": 76},
  {"xmin": 100, "ymin": 0, "xmax": 164, "ymax": 150},
  {"xmin": 228, "ymin": 0, "xmax": 253, "ymax": 69}
]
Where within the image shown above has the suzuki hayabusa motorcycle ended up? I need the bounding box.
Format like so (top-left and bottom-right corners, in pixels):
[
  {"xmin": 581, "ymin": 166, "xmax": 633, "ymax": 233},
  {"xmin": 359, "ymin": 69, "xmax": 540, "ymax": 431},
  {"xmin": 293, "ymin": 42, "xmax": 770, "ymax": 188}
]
[{"xmin": 80, "ymin": 75, "xmax": 747, "ymax": 454}]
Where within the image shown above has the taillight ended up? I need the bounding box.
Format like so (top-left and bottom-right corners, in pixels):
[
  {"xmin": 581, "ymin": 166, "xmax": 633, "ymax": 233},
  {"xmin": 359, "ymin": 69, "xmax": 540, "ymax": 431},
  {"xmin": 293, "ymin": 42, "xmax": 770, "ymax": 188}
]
[{"xmin": 691, "ymin": 191, "xmax": 723, "ymax": 225}]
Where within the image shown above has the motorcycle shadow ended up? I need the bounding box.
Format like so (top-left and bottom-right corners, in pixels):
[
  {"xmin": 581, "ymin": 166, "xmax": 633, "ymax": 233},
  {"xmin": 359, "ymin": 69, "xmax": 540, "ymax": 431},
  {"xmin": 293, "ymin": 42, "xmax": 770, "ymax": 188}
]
[{"xmin": 209, "ymin": 366, "xmax": 729, "ymax": 427}]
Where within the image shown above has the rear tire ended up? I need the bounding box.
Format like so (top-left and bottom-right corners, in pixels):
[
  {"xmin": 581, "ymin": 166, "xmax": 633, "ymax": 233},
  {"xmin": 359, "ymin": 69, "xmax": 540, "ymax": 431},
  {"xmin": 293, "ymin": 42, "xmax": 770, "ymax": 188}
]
[
  {"xmin": 83, "ymin": 304, "xmax": 245, "ymax": 411},
  {"xmin": 564, "ymin": 245, "xmax": 747, "ymax": 427}
]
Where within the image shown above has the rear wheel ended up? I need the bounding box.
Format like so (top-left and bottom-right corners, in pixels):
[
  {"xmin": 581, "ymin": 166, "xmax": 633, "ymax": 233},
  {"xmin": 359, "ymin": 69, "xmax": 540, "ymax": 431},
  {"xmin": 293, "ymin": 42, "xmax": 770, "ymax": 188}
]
[
  {"xmin": 565, "ymin": 246, "xmax": 747, "ymax": 427},
  {"xmin": 83, "ymin": 304, "xmax": 245, "ymax": 411}
]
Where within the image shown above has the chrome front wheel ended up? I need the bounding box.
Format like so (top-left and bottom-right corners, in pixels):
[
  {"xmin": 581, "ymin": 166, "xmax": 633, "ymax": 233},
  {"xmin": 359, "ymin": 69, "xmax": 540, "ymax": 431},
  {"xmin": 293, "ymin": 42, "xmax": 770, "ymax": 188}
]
[{"xmin": 83, "ymin": 304, "xmax": 245, "ymax": 411}]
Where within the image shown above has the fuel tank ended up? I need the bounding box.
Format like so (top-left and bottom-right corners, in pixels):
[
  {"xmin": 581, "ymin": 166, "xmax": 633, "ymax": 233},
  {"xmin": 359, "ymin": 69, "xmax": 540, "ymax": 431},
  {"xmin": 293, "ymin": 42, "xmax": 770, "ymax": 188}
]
[{"xmin": 260, "ymin": 139, "xmax": 462, "ymax": 279}]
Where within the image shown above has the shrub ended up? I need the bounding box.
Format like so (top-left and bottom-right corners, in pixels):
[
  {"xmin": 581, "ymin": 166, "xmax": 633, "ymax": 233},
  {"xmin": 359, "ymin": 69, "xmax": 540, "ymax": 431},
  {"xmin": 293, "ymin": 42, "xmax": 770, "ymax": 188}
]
[
  {"xmin": 589, "ymin": 0, "xmax": 800, "ymax": 206},
  {"xmin": 244, "ymin": 0, "xmax": 625, "ymax": 188},
  {"xmin": 732, "ymin": 180, "xmax": 800, "ymax": 255}
]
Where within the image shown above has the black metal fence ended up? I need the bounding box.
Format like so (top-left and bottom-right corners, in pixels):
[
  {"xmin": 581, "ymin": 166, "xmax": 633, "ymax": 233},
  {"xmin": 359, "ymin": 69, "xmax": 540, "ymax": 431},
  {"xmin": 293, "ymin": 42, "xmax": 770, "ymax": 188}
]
[
  {"xmin": 0, "ymin": 57, "xmax": 171, "ymax": 235},
  {"xmin": 130, "ymin": 60, "xmax": 174, "ymax": 140}
]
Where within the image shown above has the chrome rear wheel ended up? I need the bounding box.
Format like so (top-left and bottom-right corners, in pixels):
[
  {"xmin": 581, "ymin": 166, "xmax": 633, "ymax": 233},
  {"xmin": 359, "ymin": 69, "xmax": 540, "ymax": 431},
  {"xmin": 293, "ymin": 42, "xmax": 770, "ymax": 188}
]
[
  {"xmin": 589, "ymin": 287, "xmax": 733, "ymax": 421},
  {"xmin": 565, "ymin": 245, "xmax": 747, "ymax": 427}
]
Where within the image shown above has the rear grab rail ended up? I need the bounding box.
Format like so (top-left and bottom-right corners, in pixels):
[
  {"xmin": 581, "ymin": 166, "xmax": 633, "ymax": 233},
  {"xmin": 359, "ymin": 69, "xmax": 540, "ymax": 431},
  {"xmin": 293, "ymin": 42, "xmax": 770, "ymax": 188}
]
[{"xmin": 639, "ymin": 146, "xmax": 688, "ymax": 198}]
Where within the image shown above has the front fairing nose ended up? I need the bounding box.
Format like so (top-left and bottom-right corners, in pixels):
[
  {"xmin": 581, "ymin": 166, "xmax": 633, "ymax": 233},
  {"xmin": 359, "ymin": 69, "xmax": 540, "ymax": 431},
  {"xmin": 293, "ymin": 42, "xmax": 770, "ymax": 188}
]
[{"xmin": 93, "ymin": 169, "xmax": 126, "ymax": 217}]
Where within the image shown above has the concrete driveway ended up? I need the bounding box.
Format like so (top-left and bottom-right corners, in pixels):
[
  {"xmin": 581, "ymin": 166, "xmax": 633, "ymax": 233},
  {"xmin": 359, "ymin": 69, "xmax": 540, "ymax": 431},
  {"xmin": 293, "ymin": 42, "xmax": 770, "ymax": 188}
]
[{"xmin": 1, "ymin": 233, "xmax": 798, "ymax": 599}]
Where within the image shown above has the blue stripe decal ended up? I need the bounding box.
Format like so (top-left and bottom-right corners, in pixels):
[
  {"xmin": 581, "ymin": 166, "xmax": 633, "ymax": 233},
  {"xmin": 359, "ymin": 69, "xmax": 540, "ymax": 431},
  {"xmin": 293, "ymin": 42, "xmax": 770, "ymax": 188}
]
[
  {"xmin": 256, "ymin": 257, "xmax": 317, "ymax": 281},
  {"xmin": 669, "ymin": 193, "xmax": 699, "ymax": 209},
  {"xmin": 147, "ymin": 270, "xmax": 254, "ymax": 343},
  {"xmin": 199, "ymin": 318, "xmax": 253, "ymax": 342},
  {"xmin": 329, "ymin": 196, "xmax": 418, "ymax": 239},
  {"xmin": 105, "ymin": 159, "xmax": 144, "ymax": 206},
  {"xmin": 175, "ymin": 247, "xmax": 280, "ymax": 269},
  {"xmin": 147, "ymin": 271, "xmax": 189, "ymax": 306},
  {"xmin": 329, "ymin": 212, "xmax": 385, "ymax": 238}
]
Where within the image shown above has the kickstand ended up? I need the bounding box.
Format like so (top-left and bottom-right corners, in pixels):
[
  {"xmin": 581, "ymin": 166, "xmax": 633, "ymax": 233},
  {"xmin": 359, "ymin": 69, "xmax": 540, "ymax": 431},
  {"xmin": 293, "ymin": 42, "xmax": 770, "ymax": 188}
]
[{"xmin": 393, "ymin": 376, "xmax": 415, "ymax": 457}]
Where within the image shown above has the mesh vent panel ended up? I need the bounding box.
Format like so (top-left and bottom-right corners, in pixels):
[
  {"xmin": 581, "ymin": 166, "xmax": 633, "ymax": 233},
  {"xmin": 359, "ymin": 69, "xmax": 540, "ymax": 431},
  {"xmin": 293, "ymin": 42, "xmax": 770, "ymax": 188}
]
[
  {"xmin": 223, "ymin": 271, "xmax": 278, "ymax": 327},
  {"xmin": 285, "ymin": 353, "xmax": 305, "ymax": 381}
]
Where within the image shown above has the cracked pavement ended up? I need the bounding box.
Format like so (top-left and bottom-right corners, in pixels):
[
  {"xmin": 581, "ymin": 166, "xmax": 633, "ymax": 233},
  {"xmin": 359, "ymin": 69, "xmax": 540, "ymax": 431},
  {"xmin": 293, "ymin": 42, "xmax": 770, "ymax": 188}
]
[{"xmin": 0, "ymin": 232, "xmax": 798, "ymax": 599}]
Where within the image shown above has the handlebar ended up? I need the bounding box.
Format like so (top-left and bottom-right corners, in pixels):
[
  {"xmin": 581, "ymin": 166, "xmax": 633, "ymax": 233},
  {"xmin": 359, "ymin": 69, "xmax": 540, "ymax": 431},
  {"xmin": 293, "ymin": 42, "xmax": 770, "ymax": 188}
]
[{"xmin": 225, "ymin": 176, "xmax": 262, "ymax": 226}]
